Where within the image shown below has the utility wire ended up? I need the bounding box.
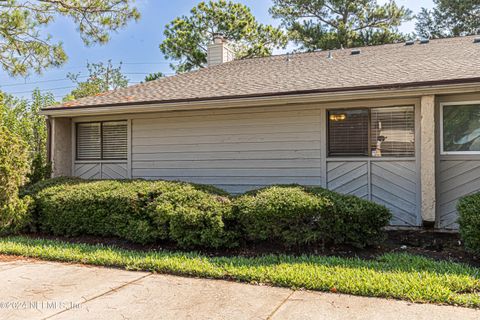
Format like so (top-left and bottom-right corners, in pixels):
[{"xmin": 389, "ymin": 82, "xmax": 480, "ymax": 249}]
[
  {"xmin": 122, "ymin": 62, "xmax": 171, "ymax": 65},
  {"xmin": 0, "ymin": 76, "xmax": 89, "ymax": 87},
  {"xmin": 8, "ymin": 81, "xmax": 142, "ymax": 95},
  {"xmin": 1, "ymin": 73, "xmax": 155, "ymax": 88},
  {"xmin": 8, "ymin": 86, "xmax": 77, "ymax": 95}
]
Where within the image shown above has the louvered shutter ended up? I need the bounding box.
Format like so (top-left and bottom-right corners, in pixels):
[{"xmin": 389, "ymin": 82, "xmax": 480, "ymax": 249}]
[
  {"xmin": 102, "ymin": 121, "xmax": 128, "ymax": 160},
  {"xmin": 76, "ymin": 123, "xmax": 101, "ymax": 160},
  {"xmin": 371, "ymin": 106, "xmax": 415, "ymax": 157}
]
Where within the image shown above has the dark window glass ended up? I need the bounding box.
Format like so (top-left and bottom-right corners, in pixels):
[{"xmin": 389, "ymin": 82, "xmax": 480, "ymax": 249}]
[
  {"xmin": 328, "ymin": 109, "xmax": 369, "ymax": 156},
  {"xmin": 443, "ymin": 104, "xmax": 480, "ymax": 153}
]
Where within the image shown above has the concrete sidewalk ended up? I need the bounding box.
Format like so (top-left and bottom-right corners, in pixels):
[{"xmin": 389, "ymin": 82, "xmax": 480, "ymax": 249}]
[{"xmin": 0, "ymin": 257, "xmax": 479, "ymax": 320}]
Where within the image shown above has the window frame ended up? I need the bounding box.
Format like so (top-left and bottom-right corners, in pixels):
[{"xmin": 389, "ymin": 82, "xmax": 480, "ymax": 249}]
[
  {"xmin": 75, "ymin": 120, "xmax": 128, "ymax": 161},
  {"xmin": 327, "ymin": 105, "xmax": 415, "ymax": 158},
  {"xmin": 440, "ymin": 101, "xmax": 480, "ymax": 155}
]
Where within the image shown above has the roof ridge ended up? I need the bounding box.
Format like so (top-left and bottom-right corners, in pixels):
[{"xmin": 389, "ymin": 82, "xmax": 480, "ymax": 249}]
[{"xmin": 223, "ymin": 34, "xmax": 480, "ymax": 64}]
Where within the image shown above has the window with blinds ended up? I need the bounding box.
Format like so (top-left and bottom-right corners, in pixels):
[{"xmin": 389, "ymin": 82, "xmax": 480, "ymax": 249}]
[
  {"xmin": 76, "ymin": 123, "xmax": 101, "ymax": 160},
  {"xmin": 328, "ymin": 106, "xmax": 415, "ymax": 157},
  {"xmin": 328, "ymin": 109, "xmax": 369, "ymax": 156},
  {"xmin": 76, "ymin": 121, "xmax": 127, "ymax": 160},
  {"xmin": 371, "ymin": 107, "xmax": 415, "ymax": 157},
  {"xmin": 102, "ymin": 121, "xmax": 128, "ymax": 159}
]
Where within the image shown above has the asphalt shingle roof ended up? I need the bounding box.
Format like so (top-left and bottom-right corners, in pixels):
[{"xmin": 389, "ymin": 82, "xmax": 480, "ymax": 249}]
[{"xmin": 52, "ymin": 36, "xmax": 480, "ymax": 109}]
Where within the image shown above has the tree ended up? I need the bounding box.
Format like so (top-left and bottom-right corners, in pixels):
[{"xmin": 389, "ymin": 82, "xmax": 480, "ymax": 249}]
[
  {"xmin": 145, "ymin": 72, "xmax": 165, "ymax": 82},
  {"xmin": 64, "ymin": 60, "xmax": 129, "ymax": 100},
  {"xmin": 415, "ymin": 0, "xmax": 480, "ymax": 39},
  {"xmin": 0, "ymin": 0, "xmax": 140, "ymax": 77},
  {"xmin": 270, "ymin": 0, "xmax": 412, "ymax": 51},
  {"xmin": 159, "ymin": 0, "xmax": 288, "ymax": 73},
  {"xmin": 0, "ymin": 126, "xmax": 32, "ymax": 234},
  {"xmin": 0, "ymin": 89, "xmax": 54, "ymax": 184}
]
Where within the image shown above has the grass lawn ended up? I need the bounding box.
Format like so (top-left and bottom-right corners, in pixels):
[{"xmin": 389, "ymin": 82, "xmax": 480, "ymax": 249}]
[{"xmin": 0, "ymin": 236, "xmax": 479, "ymax": 308}]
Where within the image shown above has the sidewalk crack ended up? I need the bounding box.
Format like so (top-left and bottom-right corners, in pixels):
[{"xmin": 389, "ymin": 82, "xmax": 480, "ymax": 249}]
[
  {"xmin": 266, "ymin": 290, "xmax": 295, "ymax": 320},
  {"xmin": 41, "ymin": 273, "xmax": 153, "ymax": 320}
]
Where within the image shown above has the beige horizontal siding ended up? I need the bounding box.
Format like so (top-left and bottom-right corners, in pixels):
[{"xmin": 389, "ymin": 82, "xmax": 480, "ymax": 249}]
[
  {"xmin": 131, "ymin": 107, "xmax": 322, "ymax": 193},
  {"xmin": 132, "ymin": 150, "xmax": 320, "ymax": 161}
]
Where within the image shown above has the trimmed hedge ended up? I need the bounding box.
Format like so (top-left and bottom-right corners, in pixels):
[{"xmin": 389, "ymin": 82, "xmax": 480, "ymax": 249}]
[
  {"xmin": 236, "ymin": 185, "xmax": 391, "ymax": 248},
  {"xmin": 458, "ymin": 194, "xmax": 480, "ymax": 254},
  {"xmin": 235, "ymin": 187, "xmax": 332, "ymax": 246},
  {"xmin": 306, "ymin": 187, "xmax": 392, "ymax": 247},
  {"xmin": 28, "ymin": 178, "xmax": 233, "ymax": 247},
  {"xmin": 143, "ymin": 184, "xmax": 235, "ymax": 248},
  {"xmin": 25, "ymin": 179, "xmax": 391, "ymax": 249}
]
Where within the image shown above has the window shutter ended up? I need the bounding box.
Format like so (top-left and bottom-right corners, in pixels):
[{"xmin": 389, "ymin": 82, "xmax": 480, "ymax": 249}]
[
  {"xmin": 328, "ymin": 109, "xmax": 369, "ymax": 156},
  {"xmin": 102, "ymin": 121, "xmax": 128, "ymax": 160},
  {"xmin": 371, "ymin": 107, "xmax": 415, "ymax": 157},
  {"xmin": 76, "ymin": 123, "xmax": 101, "ymax": 160}
]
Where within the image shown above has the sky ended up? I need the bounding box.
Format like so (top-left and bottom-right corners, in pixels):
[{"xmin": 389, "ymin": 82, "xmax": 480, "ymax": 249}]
[{"xmin": 0, "ymin": 0, "xmax": 434, "ymax": 101}]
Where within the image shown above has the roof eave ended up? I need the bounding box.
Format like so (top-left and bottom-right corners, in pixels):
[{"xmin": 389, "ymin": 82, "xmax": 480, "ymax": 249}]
[{"xmin": 40, "ymin": 80, "xmax": 480, "ymax": 117}]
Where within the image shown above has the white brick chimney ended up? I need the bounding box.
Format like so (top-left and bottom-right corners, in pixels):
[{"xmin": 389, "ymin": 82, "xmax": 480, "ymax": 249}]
[{"xmin": 207, "ymin": 33, "xmax": 234, "ymax": 67}]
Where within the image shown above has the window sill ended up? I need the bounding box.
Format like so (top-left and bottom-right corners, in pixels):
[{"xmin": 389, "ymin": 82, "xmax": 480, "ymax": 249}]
[{"xmin": 326, "ymin": 157, "xmax": 416, "ymax": 162}]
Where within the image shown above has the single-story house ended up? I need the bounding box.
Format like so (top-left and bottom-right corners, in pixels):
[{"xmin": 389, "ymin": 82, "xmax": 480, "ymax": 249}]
[{"xmin": 41, "ymin": 35, "xmax": 480, "ymax": 230}]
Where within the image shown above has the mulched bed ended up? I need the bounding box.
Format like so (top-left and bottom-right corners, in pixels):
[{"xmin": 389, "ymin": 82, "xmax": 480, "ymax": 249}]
[{"xmin": 16, "ymin": 230, "xmax": 480, "ymax": 267}]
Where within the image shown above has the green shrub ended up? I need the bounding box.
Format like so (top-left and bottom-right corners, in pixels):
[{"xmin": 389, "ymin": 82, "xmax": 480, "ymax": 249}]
[
  {"xmin": 235, "ymin": 185, "xmax": 391, "ymax": 248},
  {"xmin": 20, "ymin": 176, "xmax": 82, "ymax": 197},
  {"xmin": 145, "ymin": 184, "xmax": 235, "ymax": 248},
  {"xmin": 27, "ymin": 153, "xmax": 52, "ymax": 185},
  {"xmin": 29, "ymin": 179, "xmax": 235, "ymax": 247},
  {"xmin": 27, "ymin": 178, "xmax": 391, "ymax": 249},
  {"xmin": 0, "ymin": 126, "xmax": 32, "ymax": 234},
  {"xmin": 458, "ymin": 194, "xmax": 480, "ymax": 254},
  {"xmin": 235, "ymin": 187, "xmax": 333, "ymax": 246},
  {"xmin": 306, "ymin": 187, "xmax": 392, "ymax": 247},
  {"xmin": 33, "ymin": 180, "xmax": 150, "ymax": 242}
]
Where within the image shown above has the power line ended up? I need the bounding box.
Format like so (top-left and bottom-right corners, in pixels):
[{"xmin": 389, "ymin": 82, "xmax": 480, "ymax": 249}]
[
  {"xmin": 8, "ymin": 81, "xmax": 143, "ymax": 95},
  {"xmin": 0, "ymin": 73, "xmax": 154, "ymax": 88},
  {"xmin": 0, "ymin": 76, "xmax": 89, "ymax": 88},
  {"xmin": 122, "ymin": 62, "xmax": 171, "ymax": 65},
  {"xmin": 8, "ymin": 86, "xmax": 77, "ymax": 95},
  {"xmin": 123, "ymin": 72, "xmax": 154, "ymax": 75}
]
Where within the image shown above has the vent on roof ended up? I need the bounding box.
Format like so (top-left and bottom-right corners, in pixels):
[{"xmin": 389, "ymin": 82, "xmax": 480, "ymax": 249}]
[
  {"xmin": 351, "ymin": 49, "xmax": 361, "ymax": 55},
  {"xmin": 419, "ymin": 38, "xmax": 430, "ymax": 44},
  {"xmin": 474, "ymin": 38, "xmax": 480, "ymax": 44},
  {"xmin": 405, "ymin": 40, "xmax": 415, "ymax": 46}
]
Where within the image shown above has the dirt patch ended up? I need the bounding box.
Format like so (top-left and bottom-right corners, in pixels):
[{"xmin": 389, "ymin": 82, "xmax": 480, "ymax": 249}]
[
  {"xmin": 15, "ymin": 230, "xmax": 480, "ymax": 267},
  {"xmin": 0, "ymin": 254, "xmax": 27, "ymax": 262}
]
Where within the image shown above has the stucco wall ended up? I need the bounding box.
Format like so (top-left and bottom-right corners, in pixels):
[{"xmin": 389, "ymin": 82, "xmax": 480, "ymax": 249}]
[
  {"xmin": 420, "ymin": 95, "xmax": 436, "ymax": 223},
  {"xmin": 51, "ymin": 117, "xmax": 72, "ymax": 177}
]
